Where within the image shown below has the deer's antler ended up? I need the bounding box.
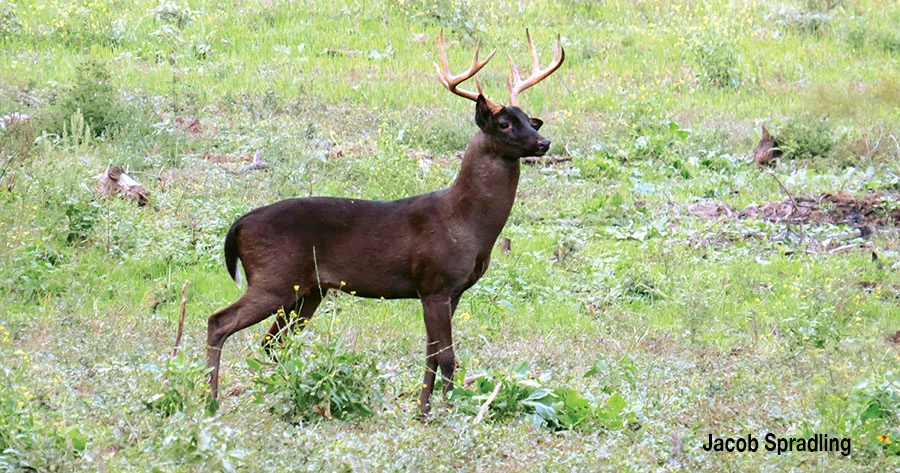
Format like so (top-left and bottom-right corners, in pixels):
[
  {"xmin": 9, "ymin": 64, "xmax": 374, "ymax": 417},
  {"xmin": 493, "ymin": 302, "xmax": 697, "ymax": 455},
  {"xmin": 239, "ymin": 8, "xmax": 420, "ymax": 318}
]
[
  {"xmin": 435, "ymin": 29, "xmax": 500, "ymax": 112},
  {"xmin": 507, "ymin": 30, "xmax": 565, "ymax": 108}
]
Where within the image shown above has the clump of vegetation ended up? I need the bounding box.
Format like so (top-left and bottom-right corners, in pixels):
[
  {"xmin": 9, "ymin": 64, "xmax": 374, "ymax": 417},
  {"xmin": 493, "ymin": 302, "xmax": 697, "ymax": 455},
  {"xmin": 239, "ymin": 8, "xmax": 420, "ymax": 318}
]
[
  {"xmin": 0, "ymin": 340, "xmax": 87, "ymax": 470},
  {"xmin": 145, "ymin": 353, "xmax": 213, "ymax": 417},
  {"xmin": 875, "ymin": 29, "xmax": 900, "ymax": 56},
  {"xmin": 840, "ymin": 375, "xmax": 900, "ymax": 457},
  {"xmin": 64, "ymin": 198, "xmax": 100, "ymax": 247},
  {"xmin": 395, "ymin": 0, "xmax": 482, "ymax": 40},
  {"xmin": 687, "ymin": 31, "xmax": 741, "ymax": 89},
  {"xmin": 50, "ymin": 57, "xmax": 129, "ymax": 138},
  {"xmin": 0, "ymin": 2, "xmax": 21, "ymax": 38},
  {"xmin": 843, "ymin": 18, "xmax": 900, "ymax": 56},
  {"xmin": 451, "ymin": 362, "xmax": 635, "ymax": 431},
  {"xmin": 0, "ymin": 356, "xmax": 39, "ymax": 469},
  {"xmin": 149, "ymin": 1, "xmax": 199, "ymax": 29},
  {"xmin": 148, "ymin": 413, "xmax": 249, "ymax": 472},
  {"xmin": 627, "ymin": 121, "xmax": 691, "ymax": 162},
  {"xmin": 777, "ymin": 115, "xmax": 839, "ymax": 160},
  {"xmin": 768, "ymin": 6, "xmax": 831, "ymax": 35},
  {"xmin": 0, "ymin": 118, "xmax": 35, "ymax": 190},
  {"xmin": 248, "ymin": 325, "xmax": 382, "ymax": 422}
]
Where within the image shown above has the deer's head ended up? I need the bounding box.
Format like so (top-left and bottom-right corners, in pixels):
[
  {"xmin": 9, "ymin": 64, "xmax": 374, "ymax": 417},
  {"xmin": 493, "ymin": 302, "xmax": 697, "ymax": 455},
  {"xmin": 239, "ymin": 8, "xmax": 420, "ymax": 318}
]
[{"xmin": 435, "ymin": 29, "xmax": 565, "ymax": 160}]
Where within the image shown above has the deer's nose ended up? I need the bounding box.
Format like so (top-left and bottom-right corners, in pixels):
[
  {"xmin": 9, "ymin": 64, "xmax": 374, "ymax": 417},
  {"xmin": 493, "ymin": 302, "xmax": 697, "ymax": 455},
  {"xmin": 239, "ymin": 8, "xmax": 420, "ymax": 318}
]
[{"xmin": 537, "ymin": 139, "xmax": 551, "ymax": 152}]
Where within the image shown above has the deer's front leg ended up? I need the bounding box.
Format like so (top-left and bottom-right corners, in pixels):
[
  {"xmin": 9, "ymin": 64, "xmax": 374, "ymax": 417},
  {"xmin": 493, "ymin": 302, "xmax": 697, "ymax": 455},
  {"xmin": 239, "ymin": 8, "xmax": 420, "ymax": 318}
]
[{"xmin": 418, "ymin": 294, "xmax": 456, "ymax": 414}]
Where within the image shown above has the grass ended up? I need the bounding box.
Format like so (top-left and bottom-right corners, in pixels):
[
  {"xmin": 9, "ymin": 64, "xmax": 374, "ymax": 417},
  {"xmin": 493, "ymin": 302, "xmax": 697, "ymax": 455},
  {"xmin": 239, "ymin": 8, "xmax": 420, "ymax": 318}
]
[{"xmin": 2, "ymin": 0, "xmax": 900, "ymax": 471}]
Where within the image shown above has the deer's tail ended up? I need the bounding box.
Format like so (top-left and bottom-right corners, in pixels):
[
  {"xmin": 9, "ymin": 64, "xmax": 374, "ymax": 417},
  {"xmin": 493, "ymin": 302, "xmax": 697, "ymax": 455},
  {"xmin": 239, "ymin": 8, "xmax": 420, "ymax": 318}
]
[{"xmin": 224, "ymin": 221, "xmax": 243, "ymax": 288}]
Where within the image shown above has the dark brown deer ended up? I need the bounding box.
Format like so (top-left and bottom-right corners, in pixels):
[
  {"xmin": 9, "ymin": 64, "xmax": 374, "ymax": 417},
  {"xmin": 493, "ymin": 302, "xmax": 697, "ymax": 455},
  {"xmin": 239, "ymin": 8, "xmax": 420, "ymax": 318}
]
[{"xmin": 206, "ymin": 30, "xmax": 564, "ymax": 413}]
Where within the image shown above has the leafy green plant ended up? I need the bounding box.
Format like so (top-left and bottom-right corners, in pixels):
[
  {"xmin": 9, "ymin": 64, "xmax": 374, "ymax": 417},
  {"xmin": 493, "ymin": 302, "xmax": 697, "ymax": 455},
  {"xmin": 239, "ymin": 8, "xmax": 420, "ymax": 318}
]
[
  {"xmin": 65, "ymin": 198, "xmax": 100, "ymax": 246},
  {"xmin": 4, "ymin": 241, "xmax": 64, "ymax": 301},
  {"xmin": 777, "ymin": 116, "xmax": 838, "ymax": 160},
  {"xmin": 625, "ymin": 121, "xmax": 691, "ymax": 163},
  {"xmin": 248, "ymin": 328, "xmax": 381, "ymax": 422},
  {"xmin": 51, "ymin": 58, "xmax": 127, "ymax": 138},
  {"xmin": 395, "ymin": 0, "xmax": 481, "ymax": 39},
  {"xmin": 0, "ymin": 117, "xmax": 35, "ymax": 190},
  {"xmin": 151, "ymin": 414, "xmax": 249, "ymax": 472},
  {"xmin": 786, "ymin": 312, "xmax": 842, "ymax": 350},
  {"xmin": 0, "ymin": 2, "xmax": 20, "ymax": 38},
  {"xmin": 687, "ymin": 31, "xmax": 741, "ymax": 89},
  {"xmin": 60, "ymin": 109, "xmax": 92, "ymax": 148},
  {"xmin": 876, "ymin": 29, "xmax": 900, "ymax": 56},
  {"xmin": 150, "ymin": 1, "xmax": 199, "ymax": 29},
  {"xmin": 844, "ymin": 375, "xmax": 900, "ymax": 456},
  {"xmin": 0, "ymin": 361, "xmax": 39, "ymax": 469},
  {"xmin": 768, "ymin": 5, "xmax": 831, "ymax": 35},
  {"xmin": 451, "ymin": 362, "xmax": 633, "ymax": 431},
  {"xmin": 585, "ymin": 356, "xmax": 638, "ymax": 391},
  {"xmin": 144, "ymin": 353, "xmax": 212, "ymax": 417}
]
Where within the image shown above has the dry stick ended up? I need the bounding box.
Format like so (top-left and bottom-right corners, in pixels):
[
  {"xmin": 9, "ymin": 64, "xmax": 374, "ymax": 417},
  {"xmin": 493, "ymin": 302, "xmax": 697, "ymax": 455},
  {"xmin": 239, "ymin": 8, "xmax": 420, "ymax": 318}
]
[
  {"xmin": 473, "ymin": 381, "xmax": 503, "ymax": 424},
  {"xmin": 864, "ymin": 130, "xmax": 883, "ymax": 158},
  {"xmin": 463, "ymin": 373, "xmax": 487, "ymax": 387},
  {"xmin": 764, "ymin": 170, "xmax": 805, "ymax": 241},
  {"xmin": 828, "ymin": 243, "xmax": 865, "ymax": 254},
  {"xmin": 172, "ymin": 280, "xmax": 190, "ymax": 358}
]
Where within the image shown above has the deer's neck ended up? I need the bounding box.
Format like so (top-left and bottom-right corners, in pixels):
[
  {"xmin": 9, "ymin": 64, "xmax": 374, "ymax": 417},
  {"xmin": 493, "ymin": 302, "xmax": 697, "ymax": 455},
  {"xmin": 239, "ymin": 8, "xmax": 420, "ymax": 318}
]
[{"xmin": 447, "ymin": 132, "xmax": 521, "ymax": 243}]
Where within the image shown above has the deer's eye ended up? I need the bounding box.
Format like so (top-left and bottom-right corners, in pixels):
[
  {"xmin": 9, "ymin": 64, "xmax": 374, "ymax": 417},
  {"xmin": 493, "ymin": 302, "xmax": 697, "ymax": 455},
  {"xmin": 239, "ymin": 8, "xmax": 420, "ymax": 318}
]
[{"xmin": 499, "ymin": 122, "xmax": 511, "ymax": 130}]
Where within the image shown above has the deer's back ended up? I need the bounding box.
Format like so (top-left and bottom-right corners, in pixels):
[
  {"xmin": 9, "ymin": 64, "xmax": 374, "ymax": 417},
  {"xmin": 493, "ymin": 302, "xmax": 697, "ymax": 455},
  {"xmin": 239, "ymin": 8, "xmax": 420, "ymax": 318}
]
[{"xmin": 232, "ymin": 192, "xmax": 487, "ymax": 298}]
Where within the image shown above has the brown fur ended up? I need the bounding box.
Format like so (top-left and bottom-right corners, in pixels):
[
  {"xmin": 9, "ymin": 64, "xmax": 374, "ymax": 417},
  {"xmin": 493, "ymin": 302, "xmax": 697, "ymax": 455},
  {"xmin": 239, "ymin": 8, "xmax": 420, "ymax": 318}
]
[{"xmin": 206, "ymin": 97, "xmax": 552, "ymax": 413}]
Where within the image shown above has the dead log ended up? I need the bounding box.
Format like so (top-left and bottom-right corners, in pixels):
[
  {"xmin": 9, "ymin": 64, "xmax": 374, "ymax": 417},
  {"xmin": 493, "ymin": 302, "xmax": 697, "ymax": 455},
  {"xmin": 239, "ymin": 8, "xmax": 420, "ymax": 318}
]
[{"xmin": 96, "ymin": 166, "xmax": 149, "ymax": 206}]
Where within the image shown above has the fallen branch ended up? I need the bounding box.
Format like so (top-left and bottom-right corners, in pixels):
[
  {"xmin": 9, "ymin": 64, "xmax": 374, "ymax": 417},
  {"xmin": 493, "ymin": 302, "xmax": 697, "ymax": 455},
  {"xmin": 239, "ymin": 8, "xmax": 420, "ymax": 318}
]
[
  {"xmin": 765, "ymin": 170, "xmax": 799, "ymax": 214},
  {"xmin": 323, "ymin": 48, "xmax": 362, "ymax": 57},
  {"xmin": 463, "ymin": 373, "xmax": 486, "ymax": 388},
  {"xmin": 172, "ymin": 280, "xmax": 190, "ymax": 358},
  {"xmin": 522, "ymin": 155, "xmax": 572, "ymax": 165},
  {"xmin": 864, "ymin": 130, "xmax": 883, "ymax": 158},
  {"xmin": 473, "ymin": 381, "xmax": 503, "ymax": 424},
  {"xmin": 765, "ymin": 170, "xmax": 804, "ymax": 241},
  {"xmin": 236, "ymin": 150, "xmax": 269, "ymax": 173},
  {"xmin": 828, "ymin": 243, "xmax": 864, "ymax": 254}
]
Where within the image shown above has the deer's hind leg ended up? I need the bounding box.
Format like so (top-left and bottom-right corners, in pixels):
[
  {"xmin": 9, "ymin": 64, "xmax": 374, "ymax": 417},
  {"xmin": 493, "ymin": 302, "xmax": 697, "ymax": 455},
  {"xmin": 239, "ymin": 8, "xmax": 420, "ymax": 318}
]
[{"xmin": 206, "ymin": 285, "xmax": 299, "ymax": 399}]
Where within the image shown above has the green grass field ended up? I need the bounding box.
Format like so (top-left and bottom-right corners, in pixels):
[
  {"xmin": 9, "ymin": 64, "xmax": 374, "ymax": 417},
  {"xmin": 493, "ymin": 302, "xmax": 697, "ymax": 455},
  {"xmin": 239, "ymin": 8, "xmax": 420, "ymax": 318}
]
[{"xmin": 2, "ymin": 0, "xmax": 900, "ymax": 471}]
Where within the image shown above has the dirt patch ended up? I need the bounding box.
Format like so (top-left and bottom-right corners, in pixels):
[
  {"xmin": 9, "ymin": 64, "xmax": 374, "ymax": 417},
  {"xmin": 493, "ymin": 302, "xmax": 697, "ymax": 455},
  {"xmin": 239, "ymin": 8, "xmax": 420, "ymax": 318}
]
[
  {"xmin": 691, "ymin": 192, "xmax": 900, "ymax": 227},
  {"xmin": 174, "ymin": 116, "xmax": 202, "ymax": 136},
  {"xmin": 888, "ymin": 331, "xmax": 900, "ymax": 345}
]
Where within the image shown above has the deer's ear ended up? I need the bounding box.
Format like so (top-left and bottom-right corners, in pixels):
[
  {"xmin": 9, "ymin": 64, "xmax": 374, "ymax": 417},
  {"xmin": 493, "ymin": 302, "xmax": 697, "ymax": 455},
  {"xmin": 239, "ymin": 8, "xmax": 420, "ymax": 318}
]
[
  {"xmin": 475, "ymin": 95, "xmax": 497, "ymax": 131},
  {"xmin": 529, "ymin": 118, "xmax": 544, "ymax": 131}
]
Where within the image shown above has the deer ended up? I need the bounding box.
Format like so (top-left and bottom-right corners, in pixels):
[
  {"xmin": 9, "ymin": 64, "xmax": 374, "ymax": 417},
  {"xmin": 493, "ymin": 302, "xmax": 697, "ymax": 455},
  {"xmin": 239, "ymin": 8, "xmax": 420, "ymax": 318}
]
[{"xmin": 206, "ymin": 29, "xmax": 564, "ymax": 414}]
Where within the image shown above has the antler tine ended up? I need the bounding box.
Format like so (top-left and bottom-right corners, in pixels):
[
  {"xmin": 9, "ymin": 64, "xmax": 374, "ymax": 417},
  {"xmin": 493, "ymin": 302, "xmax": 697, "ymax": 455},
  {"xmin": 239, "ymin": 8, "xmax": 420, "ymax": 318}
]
[
  {"xmin": 507, "ymin": 29, "xmax": 566, "ymax": 108},
  {"xmin": 434, "ymin": 29, "xmax": 496, "ymax": 103}
]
